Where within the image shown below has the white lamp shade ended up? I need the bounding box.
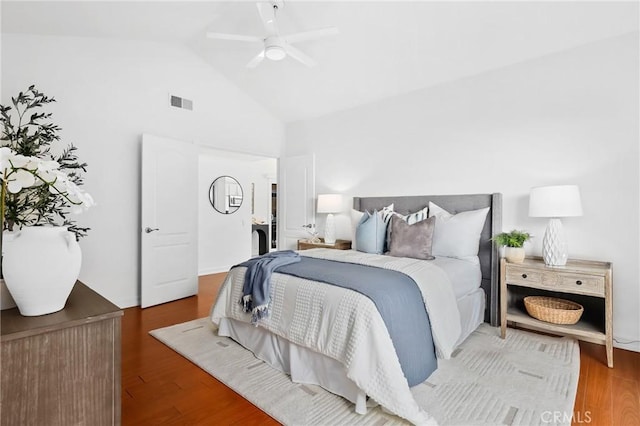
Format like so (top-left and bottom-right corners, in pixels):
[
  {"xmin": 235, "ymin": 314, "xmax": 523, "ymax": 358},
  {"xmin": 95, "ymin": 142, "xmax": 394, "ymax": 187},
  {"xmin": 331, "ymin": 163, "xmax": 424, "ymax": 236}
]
[
  {"xmin": 317, "ymin": 194, "xmax": 344, "ymax": 214},
  {"xmin": 529, "ymin": 185, "xmax": 583, "ymax": 218}
]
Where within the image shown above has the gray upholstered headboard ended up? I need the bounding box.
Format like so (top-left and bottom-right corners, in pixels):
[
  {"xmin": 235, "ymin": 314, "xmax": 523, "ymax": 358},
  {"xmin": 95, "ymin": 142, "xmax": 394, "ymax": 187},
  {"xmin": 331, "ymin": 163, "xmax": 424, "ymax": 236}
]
[{"xmin": 353, "ymin": 193, "xmax": 502, "ymax": 326}]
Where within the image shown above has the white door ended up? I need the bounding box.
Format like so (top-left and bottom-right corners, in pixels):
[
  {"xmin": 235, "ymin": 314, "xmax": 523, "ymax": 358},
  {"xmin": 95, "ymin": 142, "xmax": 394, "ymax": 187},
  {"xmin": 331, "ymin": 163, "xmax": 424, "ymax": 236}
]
[
  {"xmin": 141, "ymin": 134, "xmax": 198, "ymax": 308},
  {"xmin": 278, "ymin": 154, "xmax": 315, "ymax": 249}
]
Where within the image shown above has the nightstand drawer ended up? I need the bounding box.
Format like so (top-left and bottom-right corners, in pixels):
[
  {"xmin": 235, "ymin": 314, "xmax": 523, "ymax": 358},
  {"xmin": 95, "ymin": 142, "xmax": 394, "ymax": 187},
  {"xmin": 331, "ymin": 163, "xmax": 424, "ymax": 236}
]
[
  {"xmin": 506, "ymin": 267, "xmax": 543, "ymax": 286},
  {"xmin": 297, "ymin": 239, "xmax": 352, "ymax": 251},
  {"xmin": 543, "ymin": 272, "xmax": 605, "ymax": 296}
]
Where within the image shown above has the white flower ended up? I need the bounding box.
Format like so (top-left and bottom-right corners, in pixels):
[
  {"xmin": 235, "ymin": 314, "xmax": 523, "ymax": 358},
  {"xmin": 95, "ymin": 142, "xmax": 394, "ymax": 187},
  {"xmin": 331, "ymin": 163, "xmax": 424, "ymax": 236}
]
[
  {"xmin": 6, "ymin": 169, "xmax": 36, "ymax": 193},
  {"xmin": 0, "ymin": 147, "xmax": 94, "ymax": 214},
  {"xmin": 37, "ymin": 159, "xmax": 60, "ymax": 173},
  {"xmin": 9, "ymin": 154, "xmax": 31, "ymax": 169},
  {"xmin": 0, "ymin": 147, "xmax": 13, "ymax": 172}
]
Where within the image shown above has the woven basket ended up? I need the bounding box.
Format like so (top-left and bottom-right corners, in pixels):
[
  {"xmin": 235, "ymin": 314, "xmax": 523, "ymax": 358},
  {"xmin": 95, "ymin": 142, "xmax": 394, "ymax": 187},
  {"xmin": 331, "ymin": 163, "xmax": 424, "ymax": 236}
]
[{"xmin": 524, "ymin": 296, "xmax": 584, "ymax": 325}]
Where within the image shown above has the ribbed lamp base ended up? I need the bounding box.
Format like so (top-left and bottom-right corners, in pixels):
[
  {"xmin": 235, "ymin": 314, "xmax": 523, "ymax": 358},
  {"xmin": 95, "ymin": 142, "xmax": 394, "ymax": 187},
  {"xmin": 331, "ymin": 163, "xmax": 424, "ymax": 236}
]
[
  {"xmin": 542, "ymin": 218, "xmax": 568, "ymax": 266},
  {"xmin": 324, "ymin": 214, "xmax": 336, "ymax": 245}
]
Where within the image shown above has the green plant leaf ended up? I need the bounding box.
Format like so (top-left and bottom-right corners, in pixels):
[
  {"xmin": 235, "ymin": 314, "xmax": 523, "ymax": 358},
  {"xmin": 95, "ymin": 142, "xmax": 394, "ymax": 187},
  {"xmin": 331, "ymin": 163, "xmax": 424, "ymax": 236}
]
[{"xmin": 491, "ymin": 230, "xmax": 531, "ymax": 248}]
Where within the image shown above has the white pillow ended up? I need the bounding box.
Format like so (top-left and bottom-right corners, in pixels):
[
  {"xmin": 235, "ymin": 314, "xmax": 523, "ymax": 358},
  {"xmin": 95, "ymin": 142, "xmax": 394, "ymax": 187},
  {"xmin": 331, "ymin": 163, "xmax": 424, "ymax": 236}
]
[
  {"xmin": 351, "ymin": 203, "xmax": 393, "ymax": 250},
  {"xmin": 428, "ymin": 202, "xmax": 490, "ymax": 260}
]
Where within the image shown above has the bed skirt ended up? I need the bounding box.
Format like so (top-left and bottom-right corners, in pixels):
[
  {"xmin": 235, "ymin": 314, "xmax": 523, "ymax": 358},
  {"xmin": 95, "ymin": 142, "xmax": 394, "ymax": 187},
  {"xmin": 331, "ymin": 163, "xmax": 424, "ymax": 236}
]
[{"xmin": 217, "ymin": 288, "xmax": 485, "ymax": 416}]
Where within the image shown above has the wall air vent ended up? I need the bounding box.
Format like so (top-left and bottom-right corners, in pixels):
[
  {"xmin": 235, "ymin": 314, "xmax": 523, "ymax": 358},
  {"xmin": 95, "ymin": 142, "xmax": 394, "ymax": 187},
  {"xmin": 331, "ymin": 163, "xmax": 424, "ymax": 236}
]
[{"xmin": 170, "ymin": 95, "xmax": 193, "ymax": 111}]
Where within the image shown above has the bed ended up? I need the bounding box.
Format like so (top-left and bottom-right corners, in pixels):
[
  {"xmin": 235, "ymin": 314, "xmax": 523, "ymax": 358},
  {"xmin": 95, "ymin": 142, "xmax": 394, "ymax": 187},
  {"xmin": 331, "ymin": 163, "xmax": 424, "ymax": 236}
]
[{"xmin": 211, "ymin": 193, "xmax": 502, "ymax": 424}]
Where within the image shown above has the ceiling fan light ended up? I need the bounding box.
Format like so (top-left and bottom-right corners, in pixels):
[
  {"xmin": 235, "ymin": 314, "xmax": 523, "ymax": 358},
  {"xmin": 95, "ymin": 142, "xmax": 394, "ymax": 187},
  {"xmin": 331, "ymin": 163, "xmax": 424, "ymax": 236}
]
[{"xmin": 265, "ymin": 45, "xmax": 286, "ymax": 61}]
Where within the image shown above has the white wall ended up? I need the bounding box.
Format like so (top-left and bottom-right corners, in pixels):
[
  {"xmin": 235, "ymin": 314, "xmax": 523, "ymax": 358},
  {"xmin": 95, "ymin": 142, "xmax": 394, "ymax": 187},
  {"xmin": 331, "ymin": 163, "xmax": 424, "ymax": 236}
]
[
  {"xmin": 198, "ymin": 152, "xmax": 277, "ymax": 274},
  {"xmin": 1, "ymin": 33, "xmax": 285, "ymax": 307},
  {"xmin": 286, "ymin": 34, "xmax": 640, "ymax": 350}
]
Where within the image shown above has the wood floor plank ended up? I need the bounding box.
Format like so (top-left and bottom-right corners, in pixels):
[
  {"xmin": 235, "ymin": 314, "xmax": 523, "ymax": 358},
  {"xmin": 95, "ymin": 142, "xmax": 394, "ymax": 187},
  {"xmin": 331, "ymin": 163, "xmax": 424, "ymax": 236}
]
[
  {"xmin": 580, "ymin": 350, "xmax": 613, "ymax": 426},
  {"xmin": 612, "ymin": 347, "xmax": 640, "ymax": 382},
  {"xmin": 126, "ymin": 380, "xmax": 183, "ymax": 402},
  {"xmin": 122, "ymin": 395, "xmax": 183, "ymax": 426},
  {"xmin": 122, "ymin": 273, "xmax": 639, "ymax": 426},
  {"xmin": 612, "ymin": 378, "xmax": 640, "ymax": 426}
]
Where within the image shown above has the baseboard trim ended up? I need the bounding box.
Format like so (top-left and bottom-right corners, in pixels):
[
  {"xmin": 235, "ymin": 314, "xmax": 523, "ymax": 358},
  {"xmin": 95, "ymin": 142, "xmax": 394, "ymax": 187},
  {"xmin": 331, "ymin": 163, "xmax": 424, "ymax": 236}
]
[
  {"xmin": 614, "ymin": 334, "xmax": 640, "ymax": 353},
  {"xmin": 199, "ymin": 266, "xmax": 231, "ymax": 276}
]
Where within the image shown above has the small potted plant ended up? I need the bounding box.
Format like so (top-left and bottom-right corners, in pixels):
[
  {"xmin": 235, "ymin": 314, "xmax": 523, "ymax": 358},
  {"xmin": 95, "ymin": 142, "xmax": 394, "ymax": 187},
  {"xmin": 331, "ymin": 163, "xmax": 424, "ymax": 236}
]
[{"xmin": 492, "ymin": 230, "xmax": 531, "ymax": 263}]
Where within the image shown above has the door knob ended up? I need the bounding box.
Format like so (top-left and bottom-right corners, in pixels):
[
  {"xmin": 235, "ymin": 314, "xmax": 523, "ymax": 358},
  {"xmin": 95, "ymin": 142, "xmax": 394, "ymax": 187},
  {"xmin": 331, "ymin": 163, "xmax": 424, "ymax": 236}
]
[{"xmin": 145, "ymin": 227, "xmax": 159, "ymax": 233}]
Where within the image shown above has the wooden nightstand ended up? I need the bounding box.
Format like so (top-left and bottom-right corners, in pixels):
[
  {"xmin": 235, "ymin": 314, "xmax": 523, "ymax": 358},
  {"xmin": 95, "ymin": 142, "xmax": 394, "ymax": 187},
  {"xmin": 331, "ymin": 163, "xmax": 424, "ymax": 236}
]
[
  {"xmin": 500, "ymin": 257, "xmax": 613, "ymax": 367},
  {"xmin": 297, "ymin": 238, "xmax": 352, "ymax": 251}
]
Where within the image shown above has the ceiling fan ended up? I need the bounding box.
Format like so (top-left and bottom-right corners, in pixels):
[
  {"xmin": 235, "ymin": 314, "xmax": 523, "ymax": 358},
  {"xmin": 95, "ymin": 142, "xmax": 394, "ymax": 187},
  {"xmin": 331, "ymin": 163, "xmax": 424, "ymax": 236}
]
[{"xmin": 206, "ymin": 1, "xmax": 338, "ymax": 68}]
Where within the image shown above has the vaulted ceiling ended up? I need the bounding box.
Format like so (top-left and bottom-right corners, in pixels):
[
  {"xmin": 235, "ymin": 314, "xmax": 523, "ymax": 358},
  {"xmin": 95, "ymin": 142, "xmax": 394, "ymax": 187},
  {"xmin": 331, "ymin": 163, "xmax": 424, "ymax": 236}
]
[{"xmin": 2, "ymin": 1, "xmax": 638, "ymax": 122}]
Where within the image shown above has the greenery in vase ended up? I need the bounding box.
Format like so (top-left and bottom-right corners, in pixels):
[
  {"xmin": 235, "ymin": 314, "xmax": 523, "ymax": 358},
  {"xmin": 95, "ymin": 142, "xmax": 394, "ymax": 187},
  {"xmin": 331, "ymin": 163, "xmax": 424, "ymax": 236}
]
[
  {"xmin": 492, "ymin": 230, "xmax": 531, "ymax": 248},
  {"xmin": 0, "ymin": 85, "xmax": 91, "ymax": 238}
]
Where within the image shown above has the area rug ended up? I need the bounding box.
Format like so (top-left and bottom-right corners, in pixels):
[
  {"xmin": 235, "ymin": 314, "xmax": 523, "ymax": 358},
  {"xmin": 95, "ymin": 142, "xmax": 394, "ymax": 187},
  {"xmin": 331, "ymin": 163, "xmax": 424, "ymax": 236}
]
[{"xmin": 150, "ymin": 319, "xmax": 579, "ymax": 425}]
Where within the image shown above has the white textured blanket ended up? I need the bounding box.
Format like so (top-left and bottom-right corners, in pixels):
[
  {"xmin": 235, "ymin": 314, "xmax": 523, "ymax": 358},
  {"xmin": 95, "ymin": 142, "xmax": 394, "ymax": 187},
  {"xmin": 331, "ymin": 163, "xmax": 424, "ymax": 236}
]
[{"xmin": 210, "ymin": 249, "xmax": 461, "ymax": 425}]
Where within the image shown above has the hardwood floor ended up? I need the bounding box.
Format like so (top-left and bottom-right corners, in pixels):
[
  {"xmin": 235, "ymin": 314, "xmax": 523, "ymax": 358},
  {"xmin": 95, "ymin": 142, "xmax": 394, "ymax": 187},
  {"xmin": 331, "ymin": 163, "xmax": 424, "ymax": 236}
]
[
  {"xmin": 122, "ymin": 273, "xmax": 640, "ymax": 426},
  {"xmin": 122, "ymin": 274, "xmax": 278, "ymax": 425}
]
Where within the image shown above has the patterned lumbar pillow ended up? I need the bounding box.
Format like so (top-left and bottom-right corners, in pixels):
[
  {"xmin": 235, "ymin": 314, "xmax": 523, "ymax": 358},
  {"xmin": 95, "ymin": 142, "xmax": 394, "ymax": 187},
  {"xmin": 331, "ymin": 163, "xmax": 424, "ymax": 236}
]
[
  {"xmin": 399, "ymin": 206, "xmax": 429, "ymax": 225},
  {"xmin": 388, "ymin": 215, "xmax": 436, "ymax": 260}
]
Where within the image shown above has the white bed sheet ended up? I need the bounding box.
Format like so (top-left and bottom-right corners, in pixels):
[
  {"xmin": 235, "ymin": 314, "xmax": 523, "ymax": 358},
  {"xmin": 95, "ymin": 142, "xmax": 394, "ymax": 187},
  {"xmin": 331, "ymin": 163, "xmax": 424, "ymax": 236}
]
[{"xmin": 430, "ymin": 256, "xmax": 482, "ymax": 299}]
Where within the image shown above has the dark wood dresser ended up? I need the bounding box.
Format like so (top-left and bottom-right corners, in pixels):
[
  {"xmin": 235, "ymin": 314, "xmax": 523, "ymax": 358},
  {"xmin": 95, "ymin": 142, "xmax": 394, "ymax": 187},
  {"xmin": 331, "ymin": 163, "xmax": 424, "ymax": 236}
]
[{"xmin": 1, "ymin": 281, "xmax": 123, "ymax": 425}]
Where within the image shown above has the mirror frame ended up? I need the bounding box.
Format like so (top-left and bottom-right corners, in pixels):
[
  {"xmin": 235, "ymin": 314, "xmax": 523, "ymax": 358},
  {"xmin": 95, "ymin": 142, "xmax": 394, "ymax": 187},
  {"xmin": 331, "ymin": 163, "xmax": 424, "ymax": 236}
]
[{"xmin": 209, "ymin": 175, "xmax": 244, "ymax": 214}]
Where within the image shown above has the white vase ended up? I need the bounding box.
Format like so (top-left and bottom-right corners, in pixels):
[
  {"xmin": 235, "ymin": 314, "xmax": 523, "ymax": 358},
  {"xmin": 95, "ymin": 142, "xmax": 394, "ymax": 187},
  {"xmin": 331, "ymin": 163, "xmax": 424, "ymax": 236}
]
[
  {"xmin": 505, "ymin": 246, "xmax": 525, "ymax": 263},
  {"xmin": 2, "ymin": 226, "xmax": 81, "ymax": 316}
]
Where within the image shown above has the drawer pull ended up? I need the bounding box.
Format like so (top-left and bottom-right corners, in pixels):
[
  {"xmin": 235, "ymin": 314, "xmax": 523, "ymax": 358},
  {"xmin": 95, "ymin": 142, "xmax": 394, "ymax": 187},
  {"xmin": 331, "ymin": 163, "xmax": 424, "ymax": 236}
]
[
  {"xmin": 576, "ymin": 280, "xmax": 582, "ymax": 285},
  {"xmin": 522, "ymin": 274, "xmax": 527, "ymax": 279}
]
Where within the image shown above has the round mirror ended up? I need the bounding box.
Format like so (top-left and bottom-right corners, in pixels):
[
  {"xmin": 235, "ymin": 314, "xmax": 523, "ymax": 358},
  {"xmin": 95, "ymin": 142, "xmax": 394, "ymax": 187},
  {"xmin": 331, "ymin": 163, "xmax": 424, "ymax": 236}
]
[{"xmin": 209, "ymin": 176, "xmax": 243, "ymax": 214}]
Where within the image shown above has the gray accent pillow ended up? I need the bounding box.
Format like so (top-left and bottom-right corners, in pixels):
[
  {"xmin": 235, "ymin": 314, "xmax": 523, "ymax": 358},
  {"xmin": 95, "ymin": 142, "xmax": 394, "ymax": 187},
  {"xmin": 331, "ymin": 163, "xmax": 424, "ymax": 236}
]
[
  {"xmin": 388, "ymin": 215, "xmax": 436, "ymax": 260},
  {"xmin": 355, "ymin": 210, "xmax": 387, "ymax": 254},
  {"xmin": 386, "ymin": 206, "xmax": 429, "ymax": 248}
]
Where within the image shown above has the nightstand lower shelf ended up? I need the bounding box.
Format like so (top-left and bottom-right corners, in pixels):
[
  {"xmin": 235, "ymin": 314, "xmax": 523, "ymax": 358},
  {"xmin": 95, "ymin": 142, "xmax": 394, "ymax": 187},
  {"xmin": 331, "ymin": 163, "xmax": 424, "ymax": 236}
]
[{"xmin": 506, "ymin": 308, "xmax": 606, "ymax": 345}]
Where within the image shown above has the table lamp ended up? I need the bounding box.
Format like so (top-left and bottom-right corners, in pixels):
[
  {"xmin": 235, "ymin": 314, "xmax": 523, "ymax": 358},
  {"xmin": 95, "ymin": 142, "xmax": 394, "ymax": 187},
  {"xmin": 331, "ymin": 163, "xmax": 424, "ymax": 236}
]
[
  {"xmin": 529, "ymin": 185, "xmax": 583, "ymax": 266},
  {"xmin": 317, "ymin": 194, "xmax": 343, "ymax": 245}
]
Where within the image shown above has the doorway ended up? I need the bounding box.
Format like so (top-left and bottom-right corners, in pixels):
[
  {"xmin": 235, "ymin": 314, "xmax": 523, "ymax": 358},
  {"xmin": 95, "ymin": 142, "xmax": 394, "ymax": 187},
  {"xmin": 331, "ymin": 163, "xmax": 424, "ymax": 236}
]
[{"xmin": 198, "ymin": 148, "xmax": 278, "ymax": 275}]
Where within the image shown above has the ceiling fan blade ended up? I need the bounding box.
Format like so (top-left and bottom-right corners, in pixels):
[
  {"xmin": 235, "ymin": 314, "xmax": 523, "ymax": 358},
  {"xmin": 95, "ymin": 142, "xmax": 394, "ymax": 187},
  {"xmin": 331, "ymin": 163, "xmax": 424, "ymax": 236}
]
[
  {"xmin": 246, "ymin": 50, "xmax": 266, "ymax": 68},
  {"xmin": 283, "ymin": 44, "xmax": 316, "ymax": 67},
  {"xmin": 284, "ymin": 27, "xmax": 339, "ymax": 44},
  {"xmin": 206, "ymin": 32, "xmax": 263, "ymax": 43},
  {"xmin": 256, "ymin": 2, "xmax": 278, "ymax": 36}
]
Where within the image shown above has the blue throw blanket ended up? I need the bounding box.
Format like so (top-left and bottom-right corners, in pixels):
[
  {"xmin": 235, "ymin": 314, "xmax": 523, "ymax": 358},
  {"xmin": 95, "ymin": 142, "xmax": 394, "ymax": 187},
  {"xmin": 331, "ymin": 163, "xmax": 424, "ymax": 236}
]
[
  {"xmin": 276, "ymin": 256, "xmax": 436, "ymax": 387},
  {"xmin": 235, "ymin": 250, "xmax": 301, "ymax": 323}
]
